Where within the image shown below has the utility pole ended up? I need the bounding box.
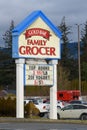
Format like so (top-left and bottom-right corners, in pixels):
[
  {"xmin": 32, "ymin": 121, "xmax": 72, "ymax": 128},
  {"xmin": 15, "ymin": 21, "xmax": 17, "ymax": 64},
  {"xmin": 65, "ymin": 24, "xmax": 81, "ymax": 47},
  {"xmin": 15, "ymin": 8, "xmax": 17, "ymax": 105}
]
[{"xmin": 76, "ymin": 24, "xmax": 81, "ymax": 95}]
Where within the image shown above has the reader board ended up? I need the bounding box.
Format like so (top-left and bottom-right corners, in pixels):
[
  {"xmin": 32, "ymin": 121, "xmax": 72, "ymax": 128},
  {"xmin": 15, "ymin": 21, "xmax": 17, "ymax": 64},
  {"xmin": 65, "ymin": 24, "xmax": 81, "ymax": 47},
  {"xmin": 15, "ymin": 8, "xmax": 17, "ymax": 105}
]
[{"xmin": 25, "ymin": 64, "xmax": 54, "ymax": 86}]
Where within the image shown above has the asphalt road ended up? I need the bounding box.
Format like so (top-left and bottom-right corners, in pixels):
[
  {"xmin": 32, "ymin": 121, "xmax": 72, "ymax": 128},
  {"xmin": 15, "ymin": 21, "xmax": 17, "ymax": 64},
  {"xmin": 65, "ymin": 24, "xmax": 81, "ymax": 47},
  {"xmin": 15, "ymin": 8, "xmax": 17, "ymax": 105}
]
[{"xmin": 0, "ymin": 122, "xmax": 87, "ymax": 130}]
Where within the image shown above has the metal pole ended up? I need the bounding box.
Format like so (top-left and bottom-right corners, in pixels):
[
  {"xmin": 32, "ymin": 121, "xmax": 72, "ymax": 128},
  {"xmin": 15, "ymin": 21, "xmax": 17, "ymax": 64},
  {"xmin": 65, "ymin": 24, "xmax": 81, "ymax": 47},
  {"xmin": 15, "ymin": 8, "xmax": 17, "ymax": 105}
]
[{"xmin": 77, "ymin": 24, "xmax": 81, "ymax": 95}]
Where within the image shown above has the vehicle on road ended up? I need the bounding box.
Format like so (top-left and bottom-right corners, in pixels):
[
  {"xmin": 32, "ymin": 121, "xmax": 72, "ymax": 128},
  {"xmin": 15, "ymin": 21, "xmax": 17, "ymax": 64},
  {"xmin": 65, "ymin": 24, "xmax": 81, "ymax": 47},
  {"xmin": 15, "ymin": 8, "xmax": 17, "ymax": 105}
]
[{"xmin": 57, "ymin": 104, "xmax": 87, "ymax": 120}]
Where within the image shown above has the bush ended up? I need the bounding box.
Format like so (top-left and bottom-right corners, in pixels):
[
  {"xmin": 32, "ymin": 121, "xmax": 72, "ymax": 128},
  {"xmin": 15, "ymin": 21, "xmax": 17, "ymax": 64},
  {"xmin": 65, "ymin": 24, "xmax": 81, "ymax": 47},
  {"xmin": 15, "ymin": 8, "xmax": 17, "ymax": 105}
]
[
  {"xmin": 0, "ymin": 97, "xmax": 40, "ymax": 118},
  {"xmin": 24, "ymin": 101, "xmax": 40, "ymax": 118},
  {"xmin": 0, "ymin": 97, "xmax": 16, "ymax": 117}
]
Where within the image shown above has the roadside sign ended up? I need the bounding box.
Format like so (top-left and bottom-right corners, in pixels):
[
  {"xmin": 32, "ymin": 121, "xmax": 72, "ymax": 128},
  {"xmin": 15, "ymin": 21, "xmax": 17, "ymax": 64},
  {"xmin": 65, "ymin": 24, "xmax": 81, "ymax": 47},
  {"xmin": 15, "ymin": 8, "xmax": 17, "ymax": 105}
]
[
  {"xmin": 12, "ymin": 10, "xmax": 61, "ymax": 119},
  {"xmin": 12, "ymin": 11, "xmax": 61, "ymax": 59},
  {"xmin": 25, "ymin": 64, "xmax": 54, "ymax": 86}
]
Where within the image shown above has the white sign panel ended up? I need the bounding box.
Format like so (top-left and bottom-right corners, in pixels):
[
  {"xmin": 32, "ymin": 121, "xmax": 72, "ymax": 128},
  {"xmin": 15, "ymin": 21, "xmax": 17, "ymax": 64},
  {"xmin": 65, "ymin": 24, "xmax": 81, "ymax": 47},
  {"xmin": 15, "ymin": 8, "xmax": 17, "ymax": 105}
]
[
  {"xmin": 25, "ymin": 64, "xmax": 54, "ymax": 86},
  {"xmin": 18, "ymin": 18, "xmax": 60, "ymax": 59}
]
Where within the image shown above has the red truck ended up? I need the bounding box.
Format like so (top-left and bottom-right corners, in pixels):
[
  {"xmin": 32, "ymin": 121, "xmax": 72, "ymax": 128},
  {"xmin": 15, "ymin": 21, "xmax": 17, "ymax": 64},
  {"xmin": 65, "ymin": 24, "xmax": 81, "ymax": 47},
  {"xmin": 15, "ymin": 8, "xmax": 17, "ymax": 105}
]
[{"xmin": 57, "ymin": 90, "xmax": 80, "ymax": 102}]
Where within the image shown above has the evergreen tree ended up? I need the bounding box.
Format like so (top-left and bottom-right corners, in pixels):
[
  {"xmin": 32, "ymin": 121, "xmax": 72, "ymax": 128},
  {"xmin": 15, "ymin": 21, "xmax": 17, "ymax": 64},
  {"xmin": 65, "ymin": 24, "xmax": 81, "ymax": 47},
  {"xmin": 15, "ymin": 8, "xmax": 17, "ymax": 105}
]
[
  {"xmin": 81, "ymin": 21, "xmax": 87, "ymax": 62},
  {"xmin": 58, "ymin": 17, "xmax": 79, "ymax": 81},
  {"xmin": 81, "ymin": 21, "xmax": 87, "ymax": 81},
  {"xmin": 57, "ymin": 64, "xmax": 70, "ymax": 90},
  {"xmin": 3, "ymin": 20, "xmax": 14, "ymax": 48},
  {"xmin": 0, "ymin": 20, "xmax": 16, "ymax": 88},
  {"xmin": 0, "ymin": 48, "xmax": 16, "ymax": 87},
  {"xmin": 58, "ymin": 16, "xmax": 72, "ymax": 67},
  {"xmin": 81, "ymin": 62, "xmax": 87, "ymax": 81}
]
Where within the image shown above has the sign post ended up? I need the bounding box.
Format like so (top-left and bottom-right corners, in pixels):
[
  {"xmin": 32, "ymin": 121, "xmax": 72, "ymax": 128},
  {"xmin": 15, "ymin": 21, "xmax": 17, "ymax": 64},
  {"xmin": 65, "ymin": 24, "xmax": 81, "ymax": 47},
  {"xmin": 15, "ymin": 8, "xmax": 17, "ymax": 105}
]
[
  {"xmin": 49, "ymin": 60, "xmax": 58, "ymax": 119},
  {"xmin": 15, "ymin": 59, "xmax": 25, "ymax": 118}
]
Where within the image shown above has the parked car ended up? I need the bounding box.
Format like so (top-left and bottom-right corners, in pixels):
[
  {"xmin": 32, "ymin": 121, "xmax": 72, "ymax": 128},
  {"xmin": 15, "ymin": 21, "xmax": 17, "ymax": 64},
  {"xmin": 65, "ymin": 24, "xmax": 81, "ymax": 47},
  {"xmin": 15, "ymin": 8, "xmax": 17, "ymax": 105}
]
[
  {"xmin": 57, "ymin": 100, "xmax": 68, "ymax": 109},
  {"xmin": 57, "ymin": 104, "xmax": 87, "ymax": 120},
  {"xmin": 24, "ymin": 98, "xmax": 49, "ymax": 117},
  {"xmin": 32, "ymin": 98, "xmax": 49, "ymax": 117},
  {"xmin": 24, "ymin": 99, "xmax": 32, "ymax": 105},
  {"xmin": 45, "ymin": 100, "xmax": 67, "ymax": 111},
  {"xmin": 69, "ymin": 100, "xmax": 87, "ymax": 105}
]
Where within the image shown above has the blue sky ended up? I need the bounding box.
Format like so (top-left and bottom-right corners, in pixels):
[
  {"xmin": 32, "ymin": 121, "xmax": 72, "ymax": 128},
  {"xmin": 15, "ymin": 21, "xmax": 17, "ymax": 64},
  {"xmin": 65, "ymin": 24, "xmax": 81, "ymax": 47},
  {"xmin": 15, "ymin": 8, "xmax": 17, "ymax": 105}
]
[{"xmin": 0, "ymin": 0, "xmax": 87, "ymax": 47}]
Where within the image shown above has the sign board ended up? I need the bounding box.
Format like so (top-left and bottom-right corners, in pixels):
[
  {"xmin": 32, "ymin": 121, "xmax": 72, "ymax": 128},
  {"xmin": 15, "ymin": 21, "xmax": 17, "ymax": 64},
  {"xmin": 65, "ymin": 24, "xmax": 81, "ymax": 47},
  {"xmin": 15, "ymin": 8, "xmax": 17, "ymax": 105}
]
[
  {"xmin": 25, "ymin": 64, "xmax": 54, "ymax": 86},
  {"xmin": 12, "ymin": 11, "xmax": 61, "ymax": 59},
  {"xmin": 18, "ymin": 19, "xmax": 60, "ymax": 59}
]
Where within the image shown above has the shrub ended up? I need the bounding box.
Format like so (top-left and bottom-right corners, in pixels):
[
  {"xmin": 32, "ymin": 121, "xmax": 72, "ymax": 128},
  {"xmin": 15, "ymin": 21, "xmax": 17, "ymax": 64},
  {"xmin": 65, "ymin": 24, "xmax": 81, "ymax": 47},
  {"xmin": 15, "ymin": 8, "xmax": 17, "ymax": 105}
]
[
  {"xmin": 0, "ymin": 97, "xmax": 16, "ymax": 116},
  {"xmin": 24, "ymin": 101, "xmax": 40, "ymax": 118}
]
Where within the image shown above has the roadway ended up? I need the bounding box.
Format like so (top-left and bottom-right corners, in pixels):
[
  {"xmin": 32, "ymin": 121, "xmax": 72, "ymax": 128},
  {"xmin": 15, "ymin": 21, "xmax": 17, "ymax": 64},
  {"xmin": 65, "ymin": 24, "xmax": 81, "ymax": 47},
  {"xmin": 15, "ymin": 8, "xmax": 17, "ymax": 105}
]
[
  {"xmin": 0, "ymin": 118, "xmax": 87, "ymax": 130},
  {"xmin": 0, "ymin": 122, "xmax": 87, "ymax": 130}
]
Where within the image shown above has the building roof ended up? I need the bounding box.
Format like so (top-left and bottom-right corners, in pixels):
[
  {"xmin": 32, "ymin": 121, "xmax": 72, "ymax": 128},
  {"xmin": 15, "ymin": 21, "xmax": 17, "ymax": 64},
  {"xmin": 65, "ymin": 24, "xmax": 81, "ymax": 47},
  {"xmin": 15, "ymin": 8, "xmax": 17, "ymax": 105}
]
[{"xmin": 12, "ymin": 10, "xmax": 61, "ymax": 38}]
